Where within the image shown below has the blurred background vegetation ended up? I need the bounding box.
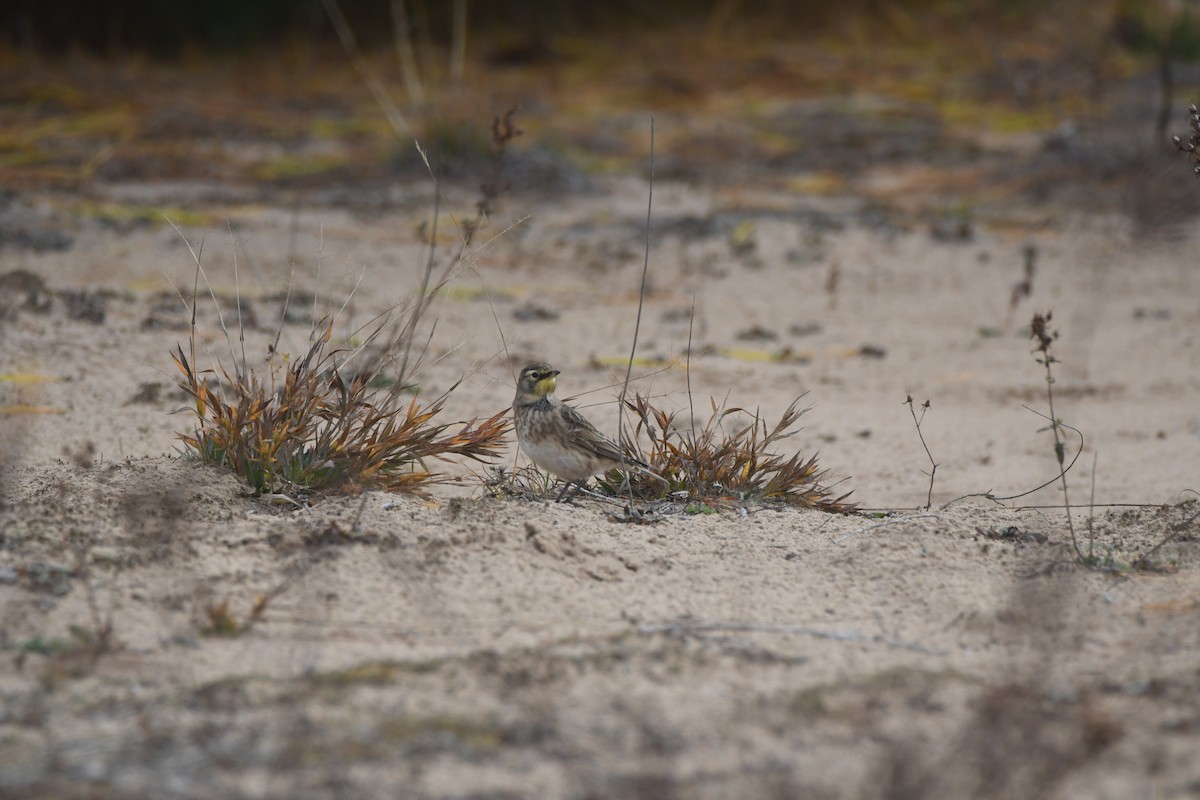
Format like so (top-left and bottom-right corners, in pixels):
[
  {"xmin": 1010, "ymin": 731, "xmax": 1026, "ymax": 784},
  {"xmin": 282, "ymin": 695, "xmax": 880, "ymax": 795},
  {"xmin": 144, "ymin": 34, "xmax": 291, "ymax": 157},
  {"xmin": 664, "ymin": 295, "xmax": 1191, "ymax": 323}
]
[
  {"xmin": 0, "ymin": 1, "xmax": 1065, "ymax": 56},
  {"xmin": 3, "ymin": 0, "xmax": 1200, "ymax": 227}
]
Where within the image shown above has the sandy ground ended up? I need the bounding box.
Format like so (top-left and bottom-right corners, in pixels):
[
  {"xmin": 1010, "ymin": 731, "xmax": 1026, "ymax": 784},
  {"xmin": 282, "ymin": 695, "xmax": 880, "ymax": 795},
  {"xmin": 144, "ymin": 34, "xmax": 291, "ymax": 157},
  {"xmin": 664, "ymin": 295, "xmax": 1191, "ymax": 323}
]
[{"xmin": 3, "ymin": 46, "xmax": 1200, "ymax": 799}]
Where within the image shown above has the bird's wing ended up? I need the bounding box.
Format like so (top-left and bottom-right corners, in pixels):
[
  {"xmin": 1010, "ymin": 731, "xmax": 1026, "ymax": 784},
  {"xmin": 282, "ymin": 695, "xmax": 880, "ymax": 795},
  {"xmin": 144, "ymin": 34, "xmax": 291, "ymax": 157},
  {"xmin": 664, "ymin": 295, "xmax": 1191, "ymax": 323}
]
[{"xmin": 560, "ymin": 402, "xmax": 647, "ymax": 468}]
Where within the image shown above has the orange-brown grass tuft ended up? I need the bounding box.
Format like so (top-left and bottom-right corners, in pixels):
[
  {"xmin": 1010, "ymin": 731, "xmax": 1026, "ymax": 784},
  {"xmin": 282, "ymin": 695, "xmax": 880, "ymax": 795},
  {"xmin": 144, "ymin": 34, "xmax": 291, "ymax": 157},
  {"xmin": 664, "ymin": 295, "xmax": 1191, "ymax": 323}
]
[
  {"xmin": 173, "ymin": 318, "xmax": 509, "ymax": 498},
  {"xmin": 605, "ymin": 393, "xmax": 856, "ymax": 513}
]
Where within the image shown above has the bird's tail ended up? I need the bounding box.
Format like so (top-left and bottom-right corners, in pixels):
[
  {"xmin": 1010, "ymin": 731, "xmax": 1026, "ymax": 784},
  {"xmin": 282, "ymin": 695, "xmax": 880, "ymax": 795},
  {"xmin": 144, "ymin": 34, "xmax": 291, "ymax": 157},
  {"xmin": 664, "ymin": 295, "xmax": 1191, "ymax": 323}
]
[{"xmin": 626, "ymin": 459, "xmax": 669, "ymax": 487}]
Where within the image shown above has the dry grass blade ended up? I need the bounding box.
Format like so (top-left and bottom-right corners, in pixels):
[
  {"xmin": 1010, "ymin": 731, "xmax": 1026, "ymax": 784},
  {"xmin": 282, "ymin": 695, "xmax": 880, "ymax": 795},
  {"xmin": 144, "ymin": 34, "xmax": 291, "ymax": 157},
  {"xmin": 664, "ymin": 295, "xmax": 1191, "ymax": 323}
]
[
  {"xmin": 173, "ymin": 317, "xmax": 510, "ymax": 498},
  {"xmin": 601, "ymin": 393, "xmax": 856, "ymax": 513}
]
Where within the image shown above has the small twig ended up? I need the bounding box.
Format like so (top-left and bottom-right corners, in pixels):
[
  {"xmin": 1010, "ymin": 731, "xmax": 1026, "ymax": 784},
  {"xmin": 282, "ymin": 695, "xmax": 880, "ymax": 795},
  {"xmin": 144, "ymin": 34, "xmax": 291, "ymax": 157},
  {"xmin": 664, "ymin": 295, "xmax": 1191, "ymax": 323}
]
[
  {"xmin": 904, "ymin": 395, "xmax": 938, "ymax": 509},
  {"xmin": 834, "ymin": 513, "xmax": 941, "ymax": 544}
]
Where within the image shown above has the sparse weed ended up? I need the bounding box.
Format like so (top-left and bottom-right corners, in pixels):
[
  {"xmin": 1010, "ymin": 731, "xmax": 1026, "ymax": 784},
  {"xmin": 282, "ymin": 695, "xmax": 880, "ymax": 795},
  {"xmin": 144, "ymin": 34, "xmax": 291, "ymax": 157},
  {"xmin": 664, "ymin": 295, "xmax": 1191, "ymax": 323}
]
[
  {"xmin": 603, "ymin": 393, "xmax": 855, "ymax": 513},
  {"xmin": 903, "ymin": 394, "xmax": 938, "ymax": 509},
  {"xmin": 1029, "ymin": 310, "xmax": 1084, "ymax": 562}
]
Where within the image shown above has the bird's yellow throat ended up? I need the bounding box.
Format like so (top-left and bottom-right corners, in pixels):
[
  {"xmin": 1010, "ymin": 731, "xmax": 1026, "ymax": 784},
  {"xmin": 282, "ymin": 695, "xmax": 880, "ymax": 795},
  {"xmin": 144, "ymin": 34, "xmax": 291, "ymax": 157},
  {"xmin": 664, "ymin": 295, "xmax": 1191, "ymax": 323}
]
[{"xmin": 535, "ymin": 375, "xmax": 557, "ymax": 397}]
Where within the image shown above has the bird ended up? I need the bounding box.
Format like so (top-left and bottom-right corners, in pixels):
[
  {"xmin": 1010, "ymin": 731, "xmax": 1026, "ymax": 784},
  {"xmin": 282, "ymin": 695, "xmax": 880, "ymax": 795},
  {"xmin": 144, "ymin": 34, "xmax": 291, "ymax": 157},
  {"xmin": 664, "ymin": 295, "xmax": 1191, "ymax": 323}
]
[{"xmin": 512, "ymin": 362, "xmax": 656, "ymax": 502}]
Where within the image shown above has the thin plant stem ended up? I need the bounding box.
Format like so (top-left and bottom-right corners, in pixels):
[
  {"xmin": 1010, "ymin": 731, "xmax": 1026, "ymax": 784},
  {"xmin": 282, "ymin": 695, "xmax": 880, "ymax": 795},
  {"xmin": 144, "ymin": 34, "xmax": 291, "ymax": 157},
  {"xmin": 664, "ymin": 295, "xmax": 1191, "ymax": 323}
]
[
  {"xmin": 1031, "ymin": 311, "xmax": 1081, "ymax": 562},
  {"xmin": 617, "ymin": 117, "xmax": 655, "ymax": 510},
  {"xmin": 686, "ymin": 293, "xmax": 697, "ymax": 441},
  {"xmin": 904, "ymin": 395, "xmax": 937, "ymax": 509},
  {"xmin": 1042, "ymin": 347, "xmax": 1079, "ymax": 558}
]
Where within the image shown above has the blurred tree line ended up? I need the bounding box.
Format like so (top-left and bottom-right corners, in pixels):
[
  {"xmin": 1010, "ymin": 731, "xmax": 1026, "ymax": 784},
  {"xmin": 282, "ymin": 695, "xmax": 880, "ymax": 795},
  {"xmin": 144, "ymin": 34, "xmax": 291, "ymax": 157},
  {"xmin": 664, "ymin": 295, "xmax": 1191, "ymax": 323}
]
[{"xmin": 1, "ymin": 0, "xmax": 1033, "ymax": 57}]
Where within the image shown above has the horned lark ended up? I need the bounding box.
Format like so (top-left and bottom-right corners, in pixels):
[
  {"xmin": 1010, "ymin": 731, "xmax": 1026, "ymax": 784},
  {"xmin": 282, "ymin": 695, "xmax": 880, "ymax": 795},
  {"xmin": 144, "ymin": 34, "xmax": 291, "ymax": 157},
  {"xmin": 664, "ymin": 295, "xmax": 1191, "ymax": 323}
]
[{"xmin": 513, "ymin": 362, "xmax": 653, "ymax": 502}]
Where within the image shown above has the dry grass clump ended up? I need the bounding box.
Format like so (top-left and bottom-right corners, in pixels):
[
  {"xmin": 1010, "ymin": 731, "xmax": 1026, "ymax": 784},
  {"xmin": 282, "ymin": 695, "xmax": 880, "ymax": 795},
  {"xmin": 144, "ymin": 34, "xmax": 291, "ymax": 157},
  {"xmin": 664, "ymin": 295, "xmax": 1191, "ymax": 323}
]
[
  {"xmin": 482, "ymin": 464, "xmax": 560, "ymax": 501},
  {"xmin": 603, "ymin": 393, "xmax": 855, "ymax": 513},
  {"xmin": 170, "ymin": 109, "xmax": 523, "ymax": 500},
  {"xmin": 173, "ymin": 319, "xmax": 509, "ymax": 498}
]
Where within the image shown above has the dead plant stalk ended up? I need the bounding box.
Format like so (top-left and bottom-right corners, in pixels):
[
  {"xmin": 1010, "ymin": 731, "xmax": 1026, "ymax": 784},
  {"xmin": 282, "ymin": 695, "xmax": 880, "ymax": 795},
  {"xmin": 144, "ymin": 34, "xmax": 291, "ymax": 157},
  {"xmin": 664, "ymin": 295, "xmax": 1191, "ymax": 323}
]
[{"xmin": 1031, "ymin": 311, "xmax": 1081, "ymax": 561}]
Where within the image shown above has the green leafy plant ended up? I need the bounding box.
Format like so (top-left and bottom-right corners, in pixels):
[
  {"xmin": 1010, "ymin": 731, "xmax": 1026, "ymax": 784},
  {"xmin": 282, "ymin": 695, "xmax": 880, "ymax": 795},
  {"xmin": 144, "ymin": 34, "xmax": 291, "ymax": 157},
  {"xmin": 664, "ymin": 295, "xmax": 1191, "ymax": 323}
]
[{"xmin": 604, "ymin": 393, "xmax": 856, "ymax": 513}]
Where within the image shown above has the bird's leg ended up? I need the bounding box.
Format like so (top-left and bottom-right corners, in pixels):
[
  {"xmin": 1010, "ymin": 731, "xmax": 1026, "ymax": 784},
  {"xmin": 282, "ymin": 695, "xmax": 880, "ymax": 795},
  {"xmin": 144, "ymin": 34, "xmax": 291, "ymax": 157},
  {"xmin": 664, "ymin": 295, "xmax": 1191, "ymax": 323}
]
[
  {"xmin": 555, "ymin": 480, "xmax": 586, "ymax": 503},
  {"xmin": 554, "ymin": 480, "xmax": 576, "ymax": 503}
]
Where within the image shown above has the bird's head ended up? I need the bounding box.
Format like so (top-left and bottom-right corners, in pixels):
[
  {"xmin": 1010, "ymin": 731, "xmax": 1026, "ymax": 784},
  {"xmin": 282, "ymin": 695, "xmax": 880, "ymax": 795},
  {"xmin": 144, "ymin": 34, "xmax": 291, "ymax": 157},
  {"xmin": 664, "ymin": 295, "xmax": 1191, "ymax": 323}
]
[{"xmin": 517, "ymin": 362, "xmax": 560, "ymax": 399}]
